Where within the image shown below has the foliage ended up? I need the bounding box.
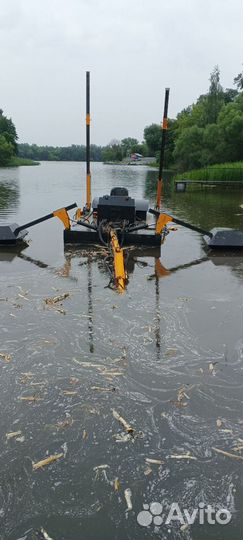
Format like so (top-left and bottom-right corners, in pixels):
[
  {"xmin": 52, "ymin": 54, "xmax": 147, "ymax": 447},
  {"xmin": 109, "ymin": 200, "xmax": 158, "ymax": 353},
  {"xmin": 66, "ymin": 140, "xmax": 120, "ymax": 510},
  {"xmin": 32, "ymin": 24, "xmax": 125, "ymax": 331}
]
[
  {"xmin": 234, "ymin": 70, "xmax": 243, "ymax": 90},
  {"xmin": 144, "ymin": 124, "xmax": 161, "ymax": 155},
  {"xmin": 101, "ymin": 138, "xmax": 148, "ymax": 162},
  {"xmin": 0, "ymin": 135, "xmax": 14, "ymax": 166},
  {"xmin": 18, "ymin": 143, "xmax": 102, "ymax": 162},
  {"xmin": 8, "ymin": 156, "xmax": 39, "ymax": 166},
  {"xmin": 175, "ymin": 162, "xmax": 243, "ymax": 183},
  {"xmin": 0, "ymin": 110, "xmax": 18, "ymax": 166},
  {"xmin": 143, "ymin": 66, "xmax": 243, "ymax": 172}
]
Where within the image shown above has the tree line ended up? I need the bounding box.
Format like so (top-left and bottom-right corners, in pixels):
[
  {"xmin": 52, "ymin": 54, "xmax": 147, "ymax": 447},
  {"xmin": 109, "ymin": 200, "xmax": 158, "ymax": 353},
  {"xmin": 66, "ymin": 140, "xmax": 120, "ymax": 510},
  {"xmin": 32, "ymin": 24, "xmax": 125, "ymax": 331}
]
[
  {"xmin": 1, "ymin": 66, "xmax": 242, "ymax": 170},
  {"xmin": 0, "ymin": 109, "xmax": 18, "ymax": 166}
]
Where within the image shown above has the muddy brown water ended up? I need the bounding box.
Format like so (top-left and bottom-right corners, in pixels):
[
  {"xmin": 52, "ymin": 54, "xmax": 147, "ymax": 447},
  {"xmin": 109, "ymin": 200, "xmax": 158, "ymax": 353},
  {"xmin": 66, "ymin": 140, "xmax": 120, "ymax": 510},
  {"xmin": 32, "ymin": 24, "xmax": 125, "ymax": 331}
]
[{"xmin": 0, "ymin": 162, "xmax": 242, "ymax": 540}]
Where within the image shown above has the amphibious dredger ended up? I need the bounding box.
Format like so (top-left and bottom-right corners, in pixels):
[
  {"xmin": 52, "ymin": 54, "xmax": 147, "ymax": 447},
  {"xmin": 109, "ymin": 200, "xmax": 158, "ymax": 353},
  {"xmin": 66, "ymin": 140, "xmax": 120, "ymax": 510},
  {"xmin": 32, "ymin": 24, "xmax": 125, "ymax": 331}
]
[{"xmin": 0, "ymin": 71, "xmax": 242, "ymax": 293}]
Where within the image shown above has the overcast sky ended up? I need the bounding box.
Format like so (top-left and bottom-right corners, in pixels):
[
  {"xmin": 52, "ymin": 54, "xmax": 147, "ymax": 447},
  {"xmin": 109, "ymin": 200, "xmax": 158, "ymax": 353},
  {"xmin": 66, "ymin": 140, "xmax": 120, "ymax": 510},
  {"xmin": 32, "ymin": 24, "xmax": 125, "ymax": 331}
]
[{"xmin": 0, "ymin": 0, "xmax": 242, "ymax": 146}]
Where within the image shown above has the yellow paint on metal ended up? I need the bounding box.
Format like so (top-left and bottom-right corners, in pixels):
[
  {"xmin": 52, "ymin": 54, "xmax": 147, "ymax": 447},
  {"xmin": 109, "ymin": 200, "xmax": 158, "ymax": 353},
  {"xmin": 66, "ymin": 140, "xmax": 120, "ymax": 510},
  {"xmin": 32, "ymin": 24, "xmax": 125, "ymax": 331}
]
[
  {"xmin": 86, "ymin": 173, "xmax": 91, "ymax": 210},
  {"xmin": 53, "ymin": 208, "xmax": 71, "ymax": 229},
  {"xmin": 86, "ymin": 114, "xmax": 91, "ymax": 125},
  {"xmin": 75, "ymin": 208, "xmax": 83, "ymax": 220},
  {"xmin": 155, "ymin": 213, "xmax": 173, "ymax": 234},
  {"xmin": 156, "ymin": 180, "xmax": 163, "ymax": 210},
  {"xmin": 155, "ymin": 259, "xmax": 171, "ymax": 277},
  {"xmin": 162, "ymin": 118, "xmax": 168, "ymax": 129},
  {"xmin": 110, "ymin": 229, "xmax": 127, "ymax": 293}
]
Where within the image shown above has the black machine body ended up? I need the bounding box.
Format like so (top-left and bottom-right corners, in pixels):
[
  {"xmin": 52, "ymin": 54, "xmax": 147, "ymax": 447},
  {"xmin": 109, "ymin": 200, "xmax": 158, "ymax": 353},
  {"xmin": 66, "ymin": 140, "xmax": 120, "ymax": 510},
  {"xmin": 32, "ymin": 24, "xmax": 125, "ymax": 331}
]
[{"xmin": 92, "ymin": 187, "xmax": 149, "ymax": 225}]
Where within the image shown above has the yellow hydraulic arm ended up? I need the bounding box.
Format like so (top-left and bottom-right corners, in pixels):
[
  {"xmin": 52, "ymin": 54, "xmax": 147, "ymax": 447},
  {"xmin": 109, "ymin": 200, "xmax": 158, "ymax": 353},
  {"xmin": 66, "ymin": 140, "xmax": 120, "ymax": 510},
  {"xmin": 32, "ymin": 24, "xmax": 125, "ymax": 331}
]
[{"xmin": 109, "ymin": 229, "xmax": 127, "ymax": 293}]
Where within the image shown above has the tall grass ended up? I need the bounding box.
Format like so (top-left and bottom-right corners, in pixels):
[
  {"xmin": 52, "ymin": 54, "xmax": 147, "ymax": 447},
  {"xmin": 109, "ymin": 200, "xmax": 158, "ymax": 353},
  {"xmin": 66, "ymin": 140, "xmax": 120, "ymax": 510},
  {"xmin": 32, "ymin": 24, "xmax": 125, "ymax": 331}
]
[
  {"xmin": 175, "ymin": 162, "xmax": 243, "ymax": 183},
  {"xmin": 8, "ymin": 157, "xmax": 40, "ymax": 166}
]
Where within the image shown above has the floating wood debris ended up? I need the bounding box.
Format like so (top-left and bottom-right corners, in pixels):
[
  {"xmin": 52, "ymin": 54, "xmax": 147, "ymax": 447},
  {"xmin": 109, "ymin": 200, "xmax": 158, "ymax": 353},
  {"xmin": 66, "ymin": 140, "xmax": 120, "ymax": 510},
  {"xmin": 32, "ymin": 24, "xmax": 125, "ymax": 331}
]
[
  {"xmin": 19, "ymin": 372, "xmax": 33, "ymax": 384},
  {"xmin": 19, "ymin": 396, "xmax": 43, "ymax": 402},
  {"xmin": 180, "ymin": 523, "xmax": 190, "ymax": 532},
  {"xmin": 93, "ymin": 464, "xmax": 110, "ymax": 481},
  {"xmin": 114, "ymin": 432, "xmax": 133, "ymax": 443},
  {"xmin": 6, "ymin": 430, "xmax": 22, "ymax": 440},
  {"xmin": 232, "ymin": 445, "xmax": 243, "ymax": 452},
  {"xmin": 55, "ymin": 416, "xmax": 73, "ymax": 430},
  {"xmin": 33, "ymin": 453, "xmax": 64, "ymax": 470},
  {"xmin": 124, "ymin": 488, "xmax": 132, "ymax": 511},
  {"xmin": 208, "ymin": 362, "xmax": 218, "ymax": 375},
  {"xmin": 212, "ymin": 447, "xmax": 243, "ymax": 461},
  {"xmin": 62, "ymin": 390, "xmax": 77, "ymax": 396},
  {"xmin": 112, "ymin": 409, "xmax": 134, "ymax": 433},
  {"xmin": 0, "ymin": 352, "xmax": 12, "ymax": 362},
  {"xmin": 169, "ymin": 452, "xmax": 197, "ymax": 460},
  {"xmin": 44, "ymin": 292, "xmax": 70, "ymax": 305},
  {"xmin": 114, "ymin": 477, "xmax": 120, "ymax": 491},
  {"xmin": 39, "ymin": 527, "xmax": 55, "ymax": 540},
  {"xmin": 91, "ymin": 386, "xmax": 115, "ymax": 392},
  {"xmin": 93, "ymin": 464, "xmax": 110, "ymax": 471},
  {"xmin": 145, "ymin": 458, "xmax": 164, "ymax": 465}
]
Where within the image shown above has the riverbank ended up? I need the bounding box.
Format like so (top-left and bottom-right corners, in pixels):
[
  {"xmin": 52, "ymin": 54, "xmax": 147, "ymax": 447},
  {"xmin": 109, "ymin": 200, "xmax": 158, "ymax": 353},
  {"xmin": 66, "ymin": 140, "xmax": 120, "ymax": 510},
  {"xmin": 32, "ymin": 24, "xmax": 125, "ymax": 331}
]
[
  {"xmin": 0, "ymin": 157, "xmax": 40, "ymax": 168},
  {"xmin": 175, "ymin": 161, "xmax": 243, "ymax": 183}
]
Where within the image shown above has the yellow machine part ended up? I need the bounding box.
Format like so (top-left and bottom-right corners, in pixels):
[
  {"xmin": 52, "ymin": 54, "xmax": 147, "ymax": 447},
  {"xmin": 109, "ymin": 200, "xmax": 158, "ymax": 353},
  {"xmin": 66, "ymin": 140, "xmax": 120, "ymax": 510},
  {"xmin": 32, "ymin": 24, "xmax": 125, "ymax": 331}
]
[
  {"xmin": 75, "ymin": 208, "xmax": 83, "ymax": 220},
  {"xmin": 156, "ymin": 213, "xmax": 173, "ymax": 235},
  {"xmin": 109, "ymin": 230, "xmax": 127, "ymax": 293},
  {"xmin": 155, "ymin": 259, "xmax": 171, "ymax": 277},
  {"xmin": 86, "ymin": 173, "xmax": 91, "ymax": 211},
  {"xmin": 53, "ymin": 208, "xmax": 71, "ymax": 230}
]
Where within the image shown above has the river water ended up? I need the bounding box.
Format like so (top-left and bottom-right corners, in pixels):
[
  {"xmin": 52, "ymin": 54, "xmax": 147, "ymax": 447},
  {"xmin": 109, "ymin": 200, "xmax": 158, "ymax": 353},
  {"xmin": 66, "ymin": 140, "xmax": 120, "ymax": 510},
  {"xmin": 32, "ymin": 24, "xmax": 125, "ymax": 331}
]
[{"xmin": 0, "ymin": 162, "xmax": 242, "ymax": 540}]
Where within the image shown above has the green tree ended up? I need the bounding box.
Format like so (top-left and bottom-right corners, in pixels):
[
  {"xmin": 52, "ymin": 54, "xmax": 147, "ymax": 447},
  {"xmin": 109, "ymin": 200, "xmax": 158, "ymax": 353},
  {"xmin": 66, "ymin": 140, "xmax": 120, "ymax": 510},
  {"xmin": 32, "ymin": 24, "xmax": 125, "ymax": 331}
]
[
  {"xmin": 216, "ymin": 93, "xmax": 243, "ymax": 162},
  {"xmin": 205, "ymin": 65, "xmax": 224, "ymax": 124},
  {"xmin": 144, "ymin": 124, "xmax": 161, "ymax": 155},
  {"xmin": 121, "ymin": 137, "xmax": 139, "ymax": 157},
  {"xmin": 173, "ymin": 126, "xmax": 205, "ymax": 170},
  {"xmin": 234, "ymin": 70, "xmax": 243, "ymax": 90},
  {"xmin": 0, "ymin": 110, "xmax": 18, "ymax": 155},
  {"xmin": 0, "ymin": 135, "xmax": 14, "ymax": 166}
]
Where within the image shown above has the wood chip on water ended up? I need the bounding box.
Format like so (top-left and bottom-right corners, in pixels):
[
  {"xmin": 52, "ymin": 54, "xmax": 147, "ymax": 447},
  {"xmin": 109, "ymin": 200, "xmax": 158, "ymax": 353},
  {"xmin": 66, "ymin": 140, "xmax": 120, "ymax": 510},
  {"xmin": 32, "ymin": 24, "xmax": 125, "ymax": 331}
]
[
  {"xmin": 208, "ymin": 362, "xmax": 217, "ymax": 375},
  {"xmin": 216, "ymin": 419, "xmax": 223, "ymax": 428},
  {"xmin": 33, "ymin": 453, "xmax": 64, "ymax": 470},
  {"xmin": 180, "ymin": 523, "xmax": 189, "ymax": 532},
  {"xmin": 54, "ymin": 308, "xmax": 66, "ymax": 315},
  {"xmin": 124, "ymin": 488, "xmax": 132, "ymax": 511},
  {"xmin": 144, "ymin": 466, "xmax": 153, "ymax": 476},
  {"xmin": 6, "ymin": 430, "xmax": 22, "ymax": 440},
  {"xmin": 39, "ymin": 527, "xmax": 55, "ymax": 540},
  {"xmin": 114, "ymin": 477, "xmax": 120, "ymax": 491},
  {"xmin": 232, "ymin": 445, "xmax": 243, "ymax": 452},
  {"xmin": 62, "ymin": 390, "xmax": 77, "ymax": 396},
  {"xmin": 169, "ymin": 453, "xmax": 197, "ymax": 460},
  {"xmin": 91, "ymin": 386, "xmax": 115, "ymax": 392},
  {"xmin": 0, "ymin": 352, "xmax": 12, "ymax": 362},
  {"xmin": 70, "ymin": 377, "xmax": 79, "ymax": 385},
  {"xmin": 55, "ymin": 416, "xmax": 73, "ymax": 430},
  {"xmin": 19, "ymin": 396, "xmax": 43, "ymax": 402},
  {"xmin": 112, "ymin": 409, "xmax": 134, "ymax": 433},
  {"xmin": 17, "ymin": 293, "xmax": 29, "ymax": 301},
  {"xmin": 113, "ymin": 432, "xmax": 132, "ymax": 442},
  {"xmin": 44, "ymin": 292, "xmax": 70, "ymax": 305},
  {"xmin": 82, "ymin": 429, "xmax": 88, "ymax": 440},
  {"xmin": 145, "ymin": 458, "xmax": 164, "ymax": 465},
  {"xmin": 212, "ymin": 447, "xmax": 243, "ymax": 461},
  {"xmin": 93, "ymin": 464, "xmax": 110, "ymax": 471}
]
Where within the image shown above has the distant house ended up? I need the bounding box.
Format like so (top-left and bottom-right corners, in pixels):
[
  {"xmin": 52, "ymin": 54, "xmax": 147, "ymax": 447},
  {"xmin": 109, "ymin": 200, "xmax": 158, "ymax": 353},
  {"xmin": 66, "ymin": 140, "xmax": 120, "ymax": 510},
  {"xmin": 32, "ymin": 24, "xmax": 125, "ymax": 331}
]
[{"xmin": 130, "ymin": 153, "xmax": 143, "ymax": 161}]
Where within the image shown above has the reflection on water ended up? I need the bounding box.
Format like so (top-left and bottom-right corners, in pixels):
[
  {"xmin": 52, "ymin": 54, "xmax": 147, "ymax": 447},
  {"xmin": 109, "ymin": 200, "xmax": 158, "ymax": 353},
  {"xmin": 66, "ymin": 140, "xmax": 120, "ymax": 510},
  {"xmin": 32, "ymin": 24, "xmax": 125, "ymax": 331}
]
[
  {"xmin": 0, "ymin": 162, "xmax": 242, "ymax": 540},
  {"xmin": 0, "ymin": 168, "xmax": 20, "ymax": 217},
  {"xmin": 144, "ymin": 169, "xmax": 243, "ymax": 231}
]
